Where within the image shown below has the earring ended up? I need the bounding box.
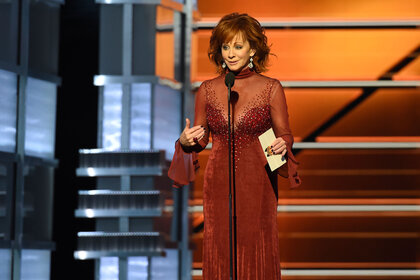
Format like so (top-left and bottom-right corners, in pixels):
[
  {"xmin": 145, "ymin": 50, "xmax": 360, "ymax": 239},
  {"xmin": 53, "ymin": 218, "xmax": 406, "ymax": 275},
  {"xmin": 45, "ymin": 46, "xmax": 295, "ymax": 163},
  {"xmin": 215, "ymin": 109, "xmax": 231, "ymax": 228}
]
[
  {"xmin": 248, "ymin": 57, "xmax": 254, "ymax": 69},
  {"xmin": 222, "ymin": 61, "xmax": 226, "ymax": 69}
]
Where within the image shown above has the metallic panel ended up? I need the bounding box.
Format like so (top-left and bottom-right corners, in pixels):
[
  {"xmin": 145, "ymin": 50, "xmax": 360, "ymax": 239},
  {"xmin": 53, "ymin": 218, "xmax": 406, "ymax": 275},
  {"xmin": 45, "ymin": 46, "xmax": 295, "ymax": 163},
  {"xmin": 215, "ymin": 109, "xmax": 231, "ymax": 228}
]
[
  {"xmin": 122, "ymin": 4, "xmax": 133, "ymax": 76},
  {"xmin": 0, "ymin": 69, "xmax": 17, "ymax": 153},
  {"xmin": 152, "ymin": 84, "xmax": 181, "ymax": 160},
  {"xmin": 28, "ymin": 0, "xmax": 60, "ymax": 75},
  {"xmin": 24, "ymin": 78, "xmax": 57, "ymax": 159},
  {"xmin": 130, "ymin": 83, "xmax": 152, "ymax": 150},
  {"xmin": 148, "ymin": 249, "xmax": 178, "ymax": 280},
  {"xmin": 0, "ymin": 249, "xmax": 11, "ymax": 279},
  {"xmin": 22, "ymin": 164, "xmax": 55, "ymax": 241},
  {"xmin": 0, "ymin": 0, "xmax": 18, "ymax": 64},
  {"xmin": 21, "ymin": 249, "xmax": 51, "ymax": 280},
  {"xmin": 99, "ymin": 4, "xmax": 123, "ymax": 75},
  {"xmin": 132, "ymin": 5, "xmax": 156, "ymax": 75},
  {"xmin": 27, "ymin": 70, "xmax": 61, "ymax": 85},
  {"xmin": 102, "ymin": 84, "xmax": 123, "ymax": 150}
]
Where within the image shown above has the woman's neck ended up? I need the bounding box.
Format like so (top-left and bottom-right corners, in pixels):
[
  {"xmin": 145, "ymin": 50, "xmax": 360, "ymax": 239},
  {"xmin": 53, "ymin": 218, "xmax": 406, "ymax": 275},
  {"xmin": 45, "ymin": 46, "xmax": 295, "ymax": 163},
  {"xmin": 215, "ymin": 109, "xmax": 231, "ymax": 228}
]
[{"xmin": 228, "ymin": 65, "xmax": 254, "ymax": 79}]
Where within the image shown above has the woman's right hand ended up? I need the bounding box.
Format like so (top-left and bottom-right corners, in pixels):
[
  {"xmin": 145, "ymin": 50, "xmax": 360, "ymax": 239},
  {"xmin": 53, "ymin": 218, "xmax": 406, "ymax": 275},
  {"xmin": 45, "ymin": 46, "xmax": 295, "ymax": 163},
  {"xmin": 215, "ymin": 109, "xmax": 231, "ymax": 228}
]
[{"xmin": 179, "ymin": 118, "xmax": 206, "ymax": 147}]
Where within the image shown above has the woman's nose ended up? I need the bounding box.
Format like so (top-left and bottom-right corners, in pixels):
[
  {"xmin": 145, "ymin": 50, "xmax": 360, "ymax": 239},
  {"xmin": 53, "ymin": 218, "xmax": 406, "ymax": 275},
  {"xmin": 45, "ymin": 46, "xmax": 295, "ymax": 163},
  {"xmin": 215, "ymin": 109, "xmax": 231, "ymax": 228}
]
[{"xmin": 228, "ymin": 49, "xmax": 234, "ymax": 58}]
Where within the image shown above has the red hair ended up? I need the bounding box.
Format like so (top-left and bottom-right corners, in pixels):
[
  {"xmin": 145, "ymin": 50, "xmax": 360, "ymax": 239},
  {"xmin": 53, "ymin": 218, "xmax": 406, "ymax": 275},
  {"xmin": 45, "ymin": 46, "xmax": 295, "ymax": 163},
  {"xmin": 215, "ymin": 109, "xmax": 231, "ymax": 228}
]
[{"xmin": 208, "ymin": 13, "xmax": 271, "ymax": 74}]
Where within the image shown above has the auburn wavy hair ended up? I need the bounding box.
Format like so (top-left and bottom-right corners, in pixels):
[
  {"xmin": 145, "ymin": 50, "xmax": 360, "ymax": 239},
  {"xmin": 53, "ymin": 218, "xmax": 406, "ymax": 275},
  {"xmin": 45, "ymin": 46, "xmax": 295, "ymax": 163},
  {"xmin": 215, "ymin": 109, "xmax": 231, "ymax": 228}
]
[{"xmin": 208, "ymin": 13, "xmax": 271, "ymax": 74}]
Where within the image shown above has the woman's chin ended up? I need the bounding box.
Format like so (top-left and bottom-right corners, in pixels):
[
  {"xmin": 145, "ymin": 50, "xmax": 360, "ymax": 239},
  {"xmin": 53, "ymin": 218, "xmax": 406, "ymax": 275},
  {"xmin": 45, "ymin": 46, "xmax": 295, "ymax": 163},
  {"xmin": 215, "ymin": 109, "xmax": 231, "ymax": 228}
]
[{"xmin": 228, "ymin": 64, "xmax": 245, "ymax": 73}]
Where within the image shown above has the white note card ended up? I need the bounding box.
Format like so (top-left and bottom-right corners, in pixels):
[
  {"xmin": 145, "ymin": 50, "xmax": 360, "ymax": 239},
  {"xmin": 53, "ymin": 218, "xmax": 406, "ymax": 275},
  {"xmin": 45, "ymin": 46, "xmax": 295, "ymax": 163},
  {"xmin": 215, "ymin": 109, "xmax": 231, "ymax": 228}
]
[{"xmin": 258, "ymin": 128, "xmax": 286, "ymax": 171}]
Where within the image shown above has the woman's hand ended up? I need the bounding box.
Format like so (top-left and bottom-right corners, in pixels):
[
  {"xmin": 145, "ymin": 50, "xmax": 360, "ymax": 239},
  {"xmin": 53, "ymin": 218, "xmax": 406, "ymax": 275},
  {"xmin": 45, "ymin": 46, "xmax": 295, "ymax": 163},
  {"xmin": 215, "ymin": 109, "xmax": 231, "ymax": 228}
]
[
  {"xmin": 179, "ymin": 118, "xmax": 206, "ymax": 147},
  {"xmin": 268, "ymin": 137, "xmax": 287, "ymax": 157}
]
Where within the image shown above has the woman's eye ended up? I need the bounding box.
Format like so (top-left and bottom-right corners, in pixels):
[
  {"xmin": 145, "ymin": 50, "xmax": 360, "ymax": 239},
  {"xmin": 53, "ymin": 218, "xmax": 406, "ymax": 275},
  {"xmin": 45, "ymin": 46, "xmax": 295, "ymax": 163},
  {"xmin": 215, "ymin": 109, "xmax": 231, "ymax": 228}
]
[
  {"xmin": 222, "ymin": 45, "xmax": 229, "ymax": 50},
  {"xmin": 235, "ymin": 45, "xmax": 243, "ymax": 49}
]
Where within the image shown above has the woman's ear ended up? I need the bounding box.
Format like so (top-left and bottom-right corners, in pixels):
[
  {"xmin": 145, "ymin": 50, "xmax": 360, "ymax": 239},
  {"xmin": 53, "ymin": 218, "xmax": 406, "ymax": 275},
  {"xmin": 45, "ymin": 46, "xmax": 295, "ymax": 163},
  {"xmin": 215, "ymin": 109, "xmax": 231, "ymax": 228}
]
[{"xmin": 250, "ymin": 49, "xmax": 256, "ymax": 57}]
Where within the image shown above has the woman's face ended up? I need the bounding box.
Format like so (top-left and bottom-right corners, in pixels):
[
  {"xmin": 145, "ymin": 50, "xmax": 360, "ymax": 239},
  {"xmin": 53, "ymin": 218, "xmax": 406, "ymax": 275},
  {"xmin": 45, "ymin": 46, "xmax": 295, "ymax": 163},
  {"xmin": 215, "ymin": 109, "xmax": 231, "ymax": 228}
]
[{"xmin": 221, "ymin": 33, "xmax": 255, "ymax": 72}]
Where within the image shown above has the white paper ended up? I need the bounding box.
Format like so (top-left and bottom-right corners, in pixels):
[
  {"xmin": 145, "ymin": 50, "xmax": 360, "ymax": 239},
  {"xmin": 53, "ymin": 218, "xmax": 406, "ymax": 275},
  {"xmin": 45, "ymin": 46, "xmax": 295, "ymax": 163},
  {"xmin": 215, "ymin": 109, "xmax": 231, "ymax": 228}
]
[{"xmin": 258, "ymin": 128, "xmax": 286, "ymax": 171}]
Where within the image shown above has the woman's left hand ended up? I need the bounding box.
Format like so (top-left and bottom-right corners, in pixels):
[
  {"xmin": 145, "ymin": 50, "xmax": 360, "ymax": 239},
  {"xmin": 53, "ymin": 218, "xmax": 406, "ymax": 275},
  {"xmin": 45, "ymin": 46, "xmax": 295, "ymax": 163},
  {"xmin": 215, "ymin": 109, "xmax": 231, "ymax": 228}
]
[{"xmin": 268, "ymin": 137, "xmax": 287, "ymax": 157}]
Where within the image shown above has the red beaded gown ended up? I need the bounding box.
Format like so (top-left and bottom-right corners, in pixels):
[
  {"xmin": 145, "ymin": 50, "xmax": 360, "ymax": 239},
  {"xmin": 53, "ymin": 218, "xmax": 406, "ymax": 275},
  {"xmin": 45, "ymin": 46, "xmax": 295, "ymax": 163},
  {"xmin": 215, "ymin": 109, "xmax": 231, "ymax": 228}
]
[{"xmin": 168, "ymin": 66, "xmax": 301, "ymax": 280}]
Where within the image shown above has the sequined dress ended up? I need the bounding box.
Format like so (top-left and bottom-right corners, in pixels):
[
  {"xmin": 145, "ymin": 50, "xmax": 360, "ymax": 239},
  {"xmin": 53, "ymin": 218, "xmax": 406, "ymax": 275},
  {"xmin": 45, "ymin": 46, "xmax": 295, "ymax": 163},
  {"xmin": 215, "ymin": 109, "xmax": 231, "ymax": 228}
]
[{"xmin": 168, "ymin": 66, "xmax": 301, "ymax": 280}]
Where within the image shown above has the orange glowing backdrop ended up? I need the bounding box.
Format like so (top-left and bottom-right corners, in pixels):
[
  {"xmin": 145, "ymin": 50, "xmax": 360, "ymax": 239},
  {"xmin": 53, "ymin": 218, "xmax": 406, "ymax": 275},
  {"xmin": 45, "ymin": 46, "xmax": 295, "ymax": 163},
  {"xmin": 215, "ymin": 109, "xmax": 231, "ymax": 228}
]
[{"xmin": 158, "ymin": 1, "xmax": 420, "ymax": 277}]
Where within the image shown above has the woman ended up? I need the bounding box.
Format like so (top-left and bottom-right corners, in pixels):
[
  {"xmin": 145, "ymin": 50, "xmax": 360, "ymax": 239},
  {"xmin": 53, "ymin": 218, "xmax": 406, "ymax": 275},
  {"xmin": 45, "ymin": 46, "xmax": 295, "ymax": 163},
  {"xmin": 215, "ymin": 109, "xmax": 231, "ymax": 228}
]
[{"xmin": 168, "ymin": 13, "xmax": 301, "ymax": 280}]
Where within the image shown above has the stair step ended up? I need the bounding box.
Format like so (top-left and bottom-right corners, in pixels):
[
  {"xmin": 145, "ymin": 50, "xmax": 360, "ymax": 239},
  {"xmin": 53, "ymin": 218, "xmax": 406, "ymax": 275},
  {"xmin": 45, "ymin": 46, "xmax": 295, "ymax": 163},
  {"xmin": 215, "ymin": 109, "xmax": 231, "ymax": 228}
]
[
  {"xmin": 75, "ymin": 231, "xmax": 165, "ymax": 259},
  {"xmin": 77, "ymin": 149, "xmax": 165, "ymax": 176},
  {"xmin": 75, "ymin": 190, "xmax": 165, "ymax": 217}
]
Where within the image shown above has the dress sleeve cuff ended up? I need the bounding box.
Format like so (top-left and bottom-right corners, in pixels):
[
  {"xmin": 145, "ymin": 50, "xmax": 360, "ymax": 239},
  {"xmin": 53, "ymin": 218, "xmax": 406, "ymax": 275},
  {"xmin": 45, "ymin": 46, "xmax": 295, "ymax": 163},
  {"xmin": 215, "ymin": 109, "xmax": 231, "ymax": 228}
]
[
  {"xmin": 168, "ymin": 140, "xmax": 200, "ymax": 188},
  {"xmin": 277, "ymin": 144, "xmax": 302, "ymax": 189}
]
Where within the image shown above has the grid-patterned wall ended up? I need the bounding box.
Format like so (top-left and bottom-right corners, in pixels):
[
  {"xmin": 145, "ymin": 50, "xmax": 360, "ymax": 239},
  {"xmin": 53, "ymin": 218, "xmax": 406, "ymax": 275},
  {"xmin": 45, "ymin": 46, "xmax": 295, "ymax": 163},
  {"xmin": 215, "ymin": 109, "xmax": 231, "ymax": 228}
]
[{"xmin": 0, "ymin": 0, "xmax": 62, "ymax": 279}]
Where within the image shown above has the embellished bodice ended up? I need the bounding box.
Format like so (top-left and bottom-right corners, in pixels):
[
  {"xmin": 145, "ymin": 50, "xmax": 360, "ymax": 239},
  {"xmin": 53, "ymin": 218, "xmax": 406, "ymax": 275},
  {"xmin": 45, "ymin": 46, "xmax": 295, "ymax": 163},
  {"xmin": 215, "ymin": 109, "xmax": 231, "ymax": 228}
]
[
  {"xmin": 203, "ymin": 67, "xmax": 277, "ymax": 163},
  {"xmin": 169, "ymin": 66, "xmax": 302, "ymax": 190}
]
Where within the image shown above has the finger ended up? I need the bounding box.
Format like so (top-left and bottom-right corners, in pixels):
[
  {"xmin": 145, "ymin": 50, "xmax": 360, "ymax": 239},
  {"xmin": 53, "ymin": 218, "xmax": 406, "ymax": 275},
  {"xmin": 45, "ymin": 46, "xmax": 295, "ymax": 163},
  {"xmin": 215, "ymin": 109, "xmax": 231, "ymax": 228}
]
[
  {"xmin": 189, "ymin": 131, "xmax": 205, "ymax": 144},
  {"xmin": 196, "ymin": 130, "xmax": 206, "ymax": 141},
  {"xmin": 187, "ymin": 128, "xmax": 205, "ymax": 140},
  {"xmin": 281, "ymin": 149, "xmax": 287, "ymax": 157},
  {"xmin": 273, "ymin": 145, "xmax": 286, "ymax": 155},
  {"xmin": 190, "ymin": 133, "xmax": 205, "ymax": 145},
  {"xmin": 184, "ymin": 118, "xmax": 191, "ymax": 130},
  {"xmin": 272, "ymin": 142, "xmax": 286, "ymax": 153},
  {"xmin": 270, "ymin": 137, "xmax": 284, "ymax": 147},
  {"xmin": 187, "ymin": 125, "xmax": 205, "ymax": 134}
]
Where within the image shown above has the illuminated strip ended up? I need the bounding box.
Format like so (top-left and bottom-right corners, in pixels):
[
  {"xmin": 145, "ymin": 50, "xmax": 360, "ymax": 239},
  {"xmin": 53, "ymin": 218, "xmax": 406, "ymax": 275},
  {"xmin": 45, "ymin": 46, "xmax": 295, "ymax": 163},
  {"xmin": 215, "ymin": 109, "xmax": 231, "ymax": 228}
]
[
  {"xmin": 294, "ymin": 142, "xmax": 420, "ymax": 149},
  {"xmin": 299, "ymin": 169, "xmax": 420, "ymax": 175},
  {"xmin": 288, "ymin": 80, "xmax": 420, "ymax": 87},
  {"xmin": 193, "ymin": 80, "xmax": 420, "ymax": 89},
  {"xmin": 195, "ymin": 20, "xmax": 420, "ymax": 28},
  {"xmin": 94, "ymin": 75, "xmax": 159, "ymax": 86},
  {"xmin": 192, "ymin": 269, "xmax": 420, "ymax": 276},
  {"xmin": 283, "ymin": 269, "xmax": 420, "ymax": 276},
  {"xmin": 187, "ymin": 204, "xmax": 420, "ymax": 213},
  {"xmin": 206, "ymin": 142, "xmax": 420, "ymax": 149}
]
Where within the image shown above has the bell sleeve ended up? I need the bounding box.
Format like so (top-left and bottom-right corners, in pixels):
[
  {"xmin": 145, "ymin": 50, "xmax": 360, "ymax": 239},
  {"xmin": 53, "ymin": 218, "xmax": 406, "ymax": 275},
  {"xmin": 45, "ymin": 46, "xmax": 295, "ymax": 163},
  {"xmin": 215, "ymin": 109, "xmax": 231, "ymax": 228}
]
[
  {"xmin": 168, "ymin": 81, "xmax": 210, "ymax": 188},
  {"xmin": 270, "ymin": 80, "xmax": 302, "ymax": 189}
]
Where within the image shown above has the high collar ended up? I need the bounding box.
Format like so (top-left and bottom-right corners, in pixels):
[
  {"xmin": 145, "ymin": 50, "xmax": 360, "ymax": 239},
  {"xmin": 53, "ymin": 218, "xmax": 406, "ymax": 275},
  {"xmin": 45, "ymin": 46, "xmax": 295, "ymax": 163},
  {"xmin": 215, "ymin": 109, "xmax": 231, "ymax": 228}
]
[{"xmin": 227, "ymin": 66, "xmax": 255, "ymax": 79}]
